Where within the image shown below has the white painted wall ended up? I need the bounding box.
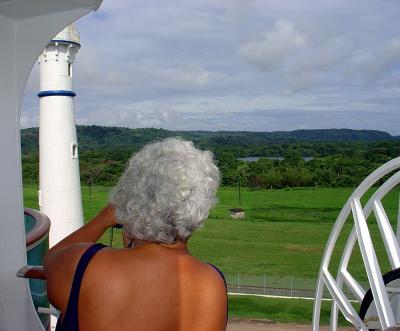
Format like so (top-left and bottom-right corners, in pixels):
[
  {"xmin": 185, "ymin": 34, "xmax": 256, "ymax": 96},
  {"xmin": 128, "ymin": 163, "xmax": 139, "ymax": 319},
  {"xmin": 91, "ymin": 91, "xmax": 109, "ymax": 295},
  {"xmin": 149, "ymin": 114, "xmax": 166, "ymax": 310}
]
[{"xmin": 0, "ymin": 2, "xmax": 102, "ymax": 330}]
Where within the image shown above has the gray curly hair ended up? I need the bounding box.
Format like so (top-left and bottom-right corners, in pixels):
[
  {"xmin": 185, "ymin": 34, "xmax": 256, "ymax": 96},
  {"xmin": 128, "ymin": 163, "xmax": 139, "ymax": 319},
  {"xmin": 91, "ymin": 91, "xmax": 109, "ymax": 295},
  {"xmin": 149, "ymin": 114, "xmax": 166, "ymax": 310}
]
[{"xmin": 110, "ymin": 138, "xmax": 220, "ymax": 244}]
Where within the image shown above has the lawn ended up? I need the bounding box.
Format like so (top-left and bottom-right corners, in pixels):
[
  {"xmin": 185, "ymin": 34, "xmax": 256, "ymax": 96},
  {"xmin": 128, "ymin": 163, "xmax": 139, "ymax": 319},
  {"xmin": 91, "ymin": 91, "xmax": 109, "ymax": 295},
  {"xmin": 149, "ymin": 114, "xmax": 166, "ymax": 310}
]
[
  {"xmin": 23, "ymin": 184, "xmax": 399, "ymax": 324},
  {"xmin": 228, "ymin": 295, "xmax": 355, "ymax": 325}
]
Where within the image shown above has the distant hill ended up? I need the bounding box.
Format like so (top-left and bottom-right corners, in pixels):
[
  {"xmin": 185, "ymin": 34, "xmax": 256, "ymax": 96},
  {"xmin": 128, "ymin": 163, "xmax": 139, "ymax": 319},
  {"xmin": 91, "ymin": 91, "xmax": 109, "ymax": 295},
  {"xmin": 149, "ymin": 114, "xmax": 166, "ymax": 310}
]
[
  {"xmin": 21, "ymin": 126, "xmax": 400, "ymax": 186},
  {"xmin": 252, "ymin": 129, "xmax": 394, "ymax": 142},
  {"xmin": 21, "ymin": 126, "xmax": 396, "ymax": 154}
]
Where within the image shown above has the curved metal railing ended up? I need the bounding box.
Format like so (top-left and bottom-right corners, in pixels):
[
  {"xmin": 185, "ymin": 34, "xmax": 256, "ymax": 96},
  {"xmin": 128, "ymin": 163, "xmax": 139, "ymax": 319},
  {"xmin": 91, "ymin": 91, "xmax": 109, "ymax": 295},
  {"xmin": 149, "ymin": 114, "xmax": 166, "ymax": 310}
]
[
  {"xmin": 18, "ymin": 208, "xmax": 51, "ymax": 329},
  {"xmin": 24, "ymin": 208, "xmax": 50, "ymax": 251},
  {"xmin": 313, "ymin": 157, "xmax": 400, "ymax": 330}
]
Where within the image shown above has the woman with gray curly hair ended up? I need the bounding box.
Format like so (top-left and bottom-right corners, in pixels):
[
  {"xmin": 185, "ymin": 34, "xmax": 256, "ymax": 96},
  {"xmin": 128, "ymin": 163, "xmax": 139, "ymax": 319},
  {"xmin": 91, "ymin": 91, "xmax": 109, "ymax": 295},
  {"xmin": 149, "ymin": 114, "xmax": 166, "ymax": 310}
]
[{"xmin": 44, "ymin": 138, "xmax": 227, "ymax": 331}]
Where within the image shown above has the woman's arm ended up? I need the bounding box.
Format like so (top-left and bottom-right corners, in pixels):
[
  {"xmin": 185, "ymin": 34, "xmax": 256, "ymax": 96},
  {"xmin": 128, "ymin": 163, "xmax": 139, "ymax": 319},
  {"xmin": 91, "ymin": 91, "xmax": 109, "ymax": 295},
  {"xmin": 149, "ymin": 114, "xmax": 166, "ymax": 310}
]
[
  {"xmin": 44, "ymin": 205, "xmax": 116, "ymax": 310},
  {"xmin": 49, "ymin": 204, "xmax": 116, "ymax": 252}
]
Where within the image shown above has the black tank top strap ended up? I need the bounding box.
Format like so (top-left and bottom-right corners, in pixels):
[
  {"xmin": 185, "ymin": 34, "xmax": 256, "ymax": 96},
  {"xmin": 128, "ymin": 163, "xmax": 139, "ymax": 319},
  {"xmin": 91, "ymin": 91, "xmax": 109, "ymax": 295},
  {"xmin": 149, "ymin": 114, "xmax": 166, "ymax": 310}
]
[
  {"xmin": 56, "ymin": 243, "xmax": 107, "ymax": 331},
  {"xmin": 207, "ymin": 262, "xmax": 227, "ymax": 289},
  {"xmin": 207, "ymin": 262, "xmax": 228, "ymax": 325}
]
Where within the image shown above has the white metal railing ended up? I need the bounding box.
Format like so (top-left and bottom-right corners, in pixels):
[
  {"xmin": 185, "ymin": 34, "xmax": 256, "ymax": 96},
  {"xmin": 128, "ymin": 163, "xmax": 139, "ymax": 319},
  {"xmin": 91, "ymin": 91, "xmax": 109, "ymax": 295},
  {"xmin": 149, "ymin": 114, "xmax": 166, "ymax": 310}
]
[{"xmin": 313, "ymin": 157, "xmax": 400, "ymax": 330}]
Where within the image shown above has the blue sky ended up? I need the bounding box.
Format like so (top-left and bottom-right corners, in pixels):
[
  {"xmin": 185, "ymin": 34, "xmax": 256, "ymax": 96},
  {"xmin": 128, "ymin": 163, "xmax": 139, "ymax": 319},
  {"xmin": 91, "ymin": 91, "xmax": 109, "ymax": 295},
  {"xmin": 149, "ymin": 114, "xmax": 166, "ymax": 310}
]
[{"xmin": 21, "ymin": 0, "xmax": 400, "ymax": 134}]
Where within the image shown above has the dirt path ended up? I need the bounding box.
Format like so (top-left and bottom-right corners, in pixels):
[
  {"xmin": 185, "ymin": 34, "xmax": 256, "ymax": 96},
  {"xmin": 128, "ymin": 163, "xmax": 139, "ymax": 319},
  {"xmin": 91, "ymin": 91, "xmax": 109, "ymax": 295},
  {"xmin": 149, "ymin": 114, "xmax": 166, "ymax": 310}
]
[{"xmin": 227, "ymin": 319, "xmax": 355, "ymax": 331}]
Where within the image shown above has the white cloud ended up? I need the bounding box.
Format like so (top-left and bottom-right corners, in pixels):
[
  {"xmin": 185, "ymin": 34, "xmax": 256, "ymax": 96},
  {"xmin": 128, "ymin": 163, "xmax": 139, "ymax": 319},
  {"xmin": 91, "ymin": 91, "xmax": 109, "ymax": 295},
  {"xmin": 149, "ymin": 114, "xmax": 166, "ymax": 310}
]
[
  {"xmin": 349, "ymin": 38, "xmax": 400, "ymax": 83},
  {"xmin": 239, "ymin": 19, "xmax": 307, "ymax": 71},
  {"xmin": 20, "ymin": 0, "xmax": 400, "ymax": 134},
  {"xmin": 20, "ymin": 114, "xmax": 38, "ymax": 128}
]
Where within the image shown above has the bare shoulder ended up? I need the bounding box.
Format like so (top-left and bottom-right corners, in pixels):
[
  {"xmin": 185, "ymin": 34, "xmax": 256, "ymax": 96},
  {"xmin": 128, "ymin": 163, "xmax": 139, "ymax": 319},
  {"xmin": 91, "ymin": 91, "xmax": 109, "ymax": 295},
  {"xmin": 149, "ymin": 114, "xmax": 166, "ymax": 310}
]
[
  {"xmin": 182, "ymin": 258, "xmax": 227, "ymax": 330},
  {"xmin": 197, "ymin": 260, "xmax": 227, "ymax": 297},
  {"xmin": 181, "ymin": 257, "xmax": 227, "ymax": 306},
  {"xmin": 44, "ymin": 242, "xmax": 98, "ymax": 310}
]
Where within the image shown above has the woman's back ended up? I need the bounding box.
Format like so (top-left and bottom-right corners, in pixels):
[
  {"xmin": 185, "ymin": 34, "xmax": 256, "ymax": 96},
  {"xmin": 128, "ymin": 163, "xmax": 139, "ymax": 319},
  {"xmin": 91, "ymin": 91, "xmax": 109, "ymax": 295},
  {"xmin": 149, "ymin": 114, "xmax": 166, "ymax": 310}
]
[
  {"xmin": 55, "ymin": 243, "xmax": 227, "ymax": 331},
  {"xmin": 45, "ymin": 139, "xmax": 226, "ymax": 330}
]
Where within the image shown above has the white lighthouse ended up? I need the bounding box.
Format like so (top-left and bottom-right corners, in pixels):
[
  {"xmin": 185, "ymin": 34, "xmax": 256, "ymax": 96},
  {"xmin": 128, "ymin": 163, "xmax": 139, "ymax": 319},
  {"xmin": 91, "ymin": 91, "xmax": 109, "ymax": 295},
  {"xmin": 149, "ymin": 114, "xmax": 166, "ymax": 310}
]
[{"xmin": 38, "ymin": 25, "xmax": 83, "ymax": 247}]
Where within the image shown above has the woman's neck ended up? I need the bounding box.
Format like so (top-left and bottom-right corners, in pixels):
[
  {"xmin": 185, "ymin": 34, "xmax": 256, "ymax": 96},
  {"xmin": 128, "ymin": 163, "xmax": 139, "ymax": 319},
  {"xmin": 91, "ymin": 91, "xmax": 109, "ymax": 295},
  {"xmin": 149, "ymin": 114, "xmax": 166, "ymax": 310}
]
[{"xmin": 131, "ymin": 239, "xmax": 188, "ymax": 252}]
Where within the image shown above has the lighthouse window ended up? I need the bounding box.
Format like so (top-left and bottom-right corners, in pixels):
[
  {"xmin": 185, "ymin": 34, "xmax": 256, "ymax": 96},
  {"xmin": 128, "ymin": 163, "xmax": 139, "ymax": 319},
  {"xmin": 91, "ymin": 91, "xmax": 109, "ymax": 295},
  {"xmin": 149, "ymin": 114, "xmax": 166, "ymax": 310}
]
[
  {"xmin": 71, "ymin": 143, "xmax": 78, "ymax": 159},
  {"xmin": 68, "ymin": 63, "xmax": 72, "ymax": 77}
]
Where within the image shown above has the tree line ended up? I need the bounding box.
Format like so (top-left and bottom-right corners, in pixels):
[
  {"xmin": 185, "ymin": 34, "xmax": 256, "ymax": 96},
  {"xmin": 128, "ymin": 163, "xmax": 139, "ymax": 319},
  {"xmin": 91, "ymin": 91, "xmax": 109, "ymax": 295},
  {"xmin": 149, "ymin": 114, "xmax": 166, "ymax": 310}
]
[
  {"xmin": 216, "ymin": 147, "xmax": 389, "ymax": 188},
  {"xmin": 21, "ymin": 126, "xmax": 400, "ymax": 188}
]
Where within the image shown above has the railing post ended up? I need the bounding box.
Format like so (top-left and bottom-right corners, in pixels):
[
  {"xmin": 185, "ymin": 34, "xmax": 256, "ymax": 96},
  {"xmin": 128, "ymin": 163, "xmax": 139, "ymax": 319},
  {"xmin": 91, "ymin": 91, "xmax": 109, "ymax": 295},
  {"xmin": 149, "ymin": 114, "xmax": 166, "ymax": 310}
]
[
  {"xmin": 264, "ymin": 274, "xmax": 266, "ymax": 295},
  {"xmin": 237, "ymin": 272, "xmax": 240, "ymax": 293},
  {"xmin": 291, "ymin": 277, "xmax": 293, "ymax": 297}
]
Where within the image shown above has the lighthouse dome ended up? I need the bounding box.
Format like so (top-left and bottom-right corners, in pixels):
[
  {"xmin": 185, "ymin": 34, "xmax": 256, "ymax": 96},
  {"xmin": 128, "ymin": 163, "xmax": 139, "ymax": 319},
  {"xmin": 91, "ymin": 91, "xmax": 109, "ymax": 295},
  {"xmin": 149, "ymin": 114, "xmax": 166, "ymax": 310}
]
[{"xmin": 53, "ymin": 24, "xmax": 80, "ymax": 45}]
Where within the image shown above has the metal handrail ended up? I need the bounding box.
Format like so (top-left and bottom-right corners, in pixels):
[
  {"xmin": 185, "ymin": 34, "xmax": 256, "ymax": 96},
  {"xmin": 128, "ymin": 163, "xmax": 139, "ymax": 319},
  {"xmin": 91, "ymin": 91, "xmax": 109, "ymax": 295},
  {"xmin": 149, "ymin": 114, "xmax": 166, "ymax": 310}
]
[
  {"xmin": 24, "ymin": 208, "xmax": 50, "ymax": 250},
  {"xmin": 17, "ymin": 265, "xmax": 46, "ymax": 280},
  {"xmin": 17, "ymin": 208, "xmax": 50, "ymax": 280}
]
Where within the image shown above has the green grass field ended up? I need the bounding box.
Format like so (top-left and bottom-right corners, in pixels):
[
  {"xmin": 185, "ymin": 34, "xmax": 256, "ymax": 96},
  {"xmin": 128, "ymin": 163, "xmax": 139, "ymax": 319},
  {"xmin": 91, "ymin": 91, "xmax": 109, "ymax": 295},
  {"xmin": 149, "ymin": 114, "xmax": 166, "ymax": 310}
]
[
  {"xmin": 23, "ymin": 184, "xmax": 399, "ymax": 324},
  {"xmin": 228, "ymin": 295, "xmax": 355, "ymax": 325}
]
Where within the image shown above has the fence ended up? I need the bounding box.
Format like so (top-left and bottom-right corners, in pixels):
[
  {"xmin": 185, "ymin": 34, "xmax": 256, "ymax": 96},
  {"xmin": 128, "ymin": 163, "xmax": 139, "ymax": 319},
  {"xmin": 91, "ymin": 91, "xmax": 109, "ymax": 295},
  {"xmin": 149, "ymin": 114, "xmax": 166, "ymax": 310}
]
[{"xmin": 225, "ymin": 273, "xmax": 369, "ymax": 300}]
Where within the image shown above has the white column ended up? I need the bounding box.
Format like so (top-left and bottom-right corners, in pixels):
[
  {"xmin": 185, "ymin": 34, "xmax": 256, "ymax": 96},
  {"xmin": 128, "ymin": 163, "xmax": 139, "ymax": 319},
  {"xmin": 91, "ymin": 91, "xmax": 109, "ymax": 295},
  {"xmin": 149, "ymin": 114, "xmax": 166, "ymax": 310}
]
[{"xmin": 38, "ymin": 25, "xmax": 84, "ymax": 247}]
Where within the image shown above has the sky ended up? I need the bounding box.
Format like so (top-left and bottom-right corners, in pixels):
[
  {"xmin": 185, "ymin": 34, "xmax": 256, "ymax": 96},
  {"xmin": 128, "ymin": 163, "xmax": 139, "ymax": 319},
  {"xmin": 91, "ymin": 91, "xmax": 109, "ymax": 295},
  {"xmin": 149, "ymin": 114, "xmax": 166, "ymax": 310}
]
[{"xmin": 21, "ymin": 0, "xmax": 400, "ymax": 134}]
